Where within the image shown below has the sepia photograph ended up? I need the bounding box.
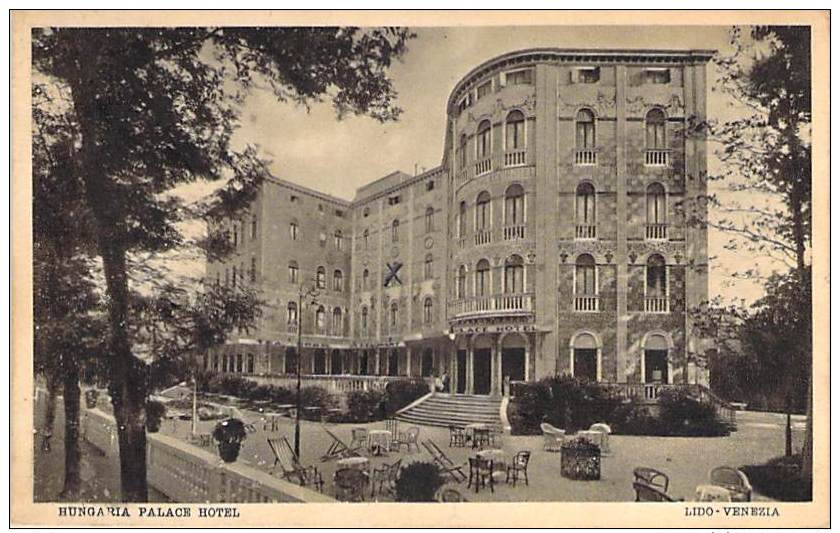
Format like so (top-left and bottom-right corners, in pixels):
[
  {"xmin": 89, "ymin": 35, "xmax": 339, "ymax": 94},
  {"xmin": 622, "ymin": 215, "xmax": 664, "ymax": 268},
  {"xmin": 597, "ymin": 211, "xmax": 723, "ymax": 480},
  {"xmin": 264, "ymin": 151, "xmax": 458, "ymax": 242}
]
[{"xmin": 11, "ymin": 9, "xmax": 829, "ymax": 528}]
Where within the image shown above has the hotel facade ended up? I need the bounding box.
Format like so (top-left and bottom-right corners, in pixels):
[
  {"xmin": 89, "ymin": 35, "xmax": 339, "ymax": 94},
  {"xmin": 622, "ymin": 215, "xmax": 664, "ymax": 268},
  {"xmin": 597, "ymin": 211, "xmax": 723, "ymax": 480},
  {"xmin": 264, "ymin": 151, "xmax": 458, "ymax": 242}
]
[{"xmin": 205, "ymin": 48, "xmax": 713, "ymax": 397}]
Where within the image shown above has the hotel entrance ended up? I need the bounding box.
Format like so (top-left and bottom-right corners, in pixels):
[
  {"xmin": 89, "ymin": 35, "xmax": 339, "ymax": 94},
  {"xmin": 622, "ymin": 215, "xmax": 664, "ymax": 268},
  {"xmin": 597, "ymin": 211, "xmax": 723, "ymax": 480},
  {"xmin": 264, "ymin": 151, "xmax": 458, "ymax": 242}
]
[
  {"xmin": 473, "ymin": 348, "xmax": 492, "ymax": 395},
  {"xmin": 456, "ymin": 350, "xmax": 467, "ymax": 393},
  {"xmin": 450, "ymin": 327, "xmax": 538, "ymax": 396}
]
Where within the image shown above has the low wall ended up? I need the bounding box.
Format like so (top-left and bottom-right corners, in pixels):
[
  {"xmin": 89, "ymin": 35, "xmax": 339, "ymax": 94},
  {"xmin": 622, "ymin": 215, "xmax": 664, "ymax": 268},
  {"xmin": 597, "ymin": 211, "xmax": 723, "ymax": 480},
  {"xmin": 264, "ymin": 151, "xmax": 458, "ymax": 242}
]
[
  {"xmin": 82, "ymin": 408, "xmax": 333, "ymax": 503},
  {"xmin": 245, "ymin": 373, "xmax": 432, "ymax": 395}
]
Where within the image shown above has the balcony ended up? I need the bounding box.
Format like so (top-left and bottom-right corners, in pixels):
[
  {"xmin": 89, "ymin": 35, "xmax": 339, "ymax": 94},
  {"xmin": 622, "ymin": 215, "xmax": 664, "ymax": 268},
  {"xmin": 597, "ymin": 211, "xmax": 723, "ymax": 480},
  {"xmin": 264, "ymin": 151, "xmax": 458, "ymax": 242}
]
[
  {"xmin": 475, "ymin": 158, "xmax": 492, "ymax": 176},
  {"xmin": 574, "ymin": 149, "xmax": 598, "ymax": 166},
  {"xmin": 474, "ymin": 229, "xmax": 493, "ymax": 246},
  {"xmin": 449, "ymin": 293, "xmax": 535, "ymax": 319},
  {"xmin": 575, "ymin": 224, "xmax": 597, "ymax": 240},
  {"xmin": 644, "ymin": 297, "xmax": 669, "ymax": 314},
  {"xmin": 504, "ymin": 150, "xmax": 527, "ymax": 167},
  {"xmin": 574, "ymin": 295, "xmax": 600, "ymax": 312},
  {"xmin": 644, "ymin": 149, "xmax": 670, "ymax": 167},
  {"xmin": 645, "ymin": 223, "xmax": 668, "ymax": 240},
  {"xmin": 503, "ymin": 224, "xmax": 527, "ymax": 241}
]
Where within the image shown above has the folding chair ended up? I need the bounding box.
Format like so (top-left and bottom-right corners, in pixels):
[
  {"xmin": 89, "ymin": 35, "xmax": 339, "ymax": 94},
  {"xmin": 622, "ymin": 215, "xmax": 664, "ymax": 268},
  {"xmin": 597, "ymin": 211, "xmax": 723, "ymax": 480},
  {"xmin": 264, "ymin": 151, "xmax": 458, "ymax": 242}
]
[
  {"xmin": 422, "ymin": 439, "xmax": 467, "ymax": 482},
  {"xmin": 321, "ymin": 426, "xmax": 363, "ymax": 462},
  {"xmin": 267, "ymin": 437, "xmax": 324, "ymax": 492}
]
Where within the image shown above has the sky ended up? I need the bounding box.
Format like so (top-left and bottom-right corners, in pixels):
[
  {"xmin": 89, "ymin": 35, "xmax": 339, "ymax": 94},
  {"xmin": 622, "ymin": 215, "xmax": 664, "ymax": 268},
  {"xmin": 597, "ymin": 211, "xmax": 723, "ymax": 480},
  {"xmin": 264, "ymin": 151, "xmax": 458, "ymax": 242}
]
[{"xmin": 227, "ymin": 25, "xmax": 785, "ymax": 305}]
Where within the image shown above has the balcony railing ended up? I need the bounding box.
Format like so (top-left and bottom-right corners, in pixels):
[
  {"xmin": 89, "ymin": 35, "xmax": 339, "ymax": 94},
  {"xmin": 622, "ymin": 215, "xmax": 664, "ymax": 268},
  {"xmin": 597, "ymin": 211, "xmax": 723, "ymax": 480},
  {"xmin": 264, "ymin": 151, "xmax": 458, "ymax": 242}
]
[
  {"xmin": 645, "ymin": 223, "xmax": 668, "ymax": 240},
  {"xmin": 645, "ymin": 296, "xmax": 669, "ymax": 313},
  {"xmin": 645, "ymin": 149, "xmax": 670, "ymax": 167},
  {"xmin": 475, "ymin": 158, "xmax": 492, "ymax": 176},
  {"xmin": 503, "ymin": 224, "xmax": 526, "ymax": 240},
  {"xmin": 575, "ymin": 149, "xmax": 598, "ymax": 166},
  {"xmin": 574, "ymin": 295, "xmax": 600, "ymax": 312},
  {"xmin": 450, "ymin": 293, "xmax": 535, "ymax": 318},
  {"xmin": 504, "ymin": 150, "xmax": 527, "ymax": 167},
  {"xmin": 575, "ymin": 224, "xmax": 597, "ymax": 240},
  {"xmin": 474, "ymin": 229, "xmax": 493, "ymax": 245}
]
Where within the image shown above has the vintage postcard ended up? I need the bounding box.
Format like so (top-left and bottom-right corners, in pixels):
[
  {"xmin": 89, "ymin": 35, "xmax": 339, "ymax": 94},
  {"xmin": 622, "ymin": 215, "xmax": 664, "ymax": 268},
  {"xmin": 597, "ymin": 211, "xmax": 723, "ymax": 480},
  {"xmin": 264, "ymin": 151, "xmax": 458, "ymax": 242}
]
[{"xmin": 11, "ymin": 9, "xmax": 830, "ymax": 528}]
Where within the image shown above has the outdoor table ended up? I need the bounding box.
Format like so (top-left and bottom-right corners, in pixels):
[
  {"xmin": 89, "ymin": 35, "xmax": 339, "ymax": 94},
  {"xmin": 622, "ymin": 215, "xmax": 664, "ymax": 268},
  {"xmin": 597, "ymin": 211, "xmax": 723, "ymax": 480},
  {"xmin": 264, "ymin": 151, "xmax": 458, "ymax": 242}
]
[
  {"xmin": 475, "ymin": 448, "xmax": 506, "ymax": 481},
  {"xmin": 337, "ymin": 456, "xmax": 370, "ymax": 473},
  {"xmin": 465, "ymin": 423, "xmax": 488, "ymax": 445},
  {"xmin": 368, "ymin": 430, "xmax": 392, "ymax": 454},
  {"xmin": 695, "ymin": 484, "xmax": 733, "ymax": 502},
  {"xmin": 303, "ymin": 406, "xmax": 322, "ymax": 421},
  {"xmin": 276, "ymin": 404, "xmax": 295, "ymax": 417}
]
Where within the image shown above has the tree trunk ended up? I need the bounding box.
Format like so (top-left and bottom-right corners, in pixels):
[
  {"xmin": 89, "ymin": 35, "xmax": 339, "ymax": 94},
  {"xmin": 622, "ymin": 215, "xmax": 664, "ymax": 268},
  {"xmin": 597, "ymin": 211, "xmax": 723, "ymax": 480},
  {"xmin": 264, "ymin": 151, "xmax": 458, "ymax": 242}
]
[
  {"xmin": 61, "ymin": 354, "xmax": 82, "ymax": 498},
  {"xmin": 42, "ymin": 373, "xmax": 59, "ymax": 452},
  {"xmin": 801, "ymin": 372, "xmax": 813, "ymax": 484}
]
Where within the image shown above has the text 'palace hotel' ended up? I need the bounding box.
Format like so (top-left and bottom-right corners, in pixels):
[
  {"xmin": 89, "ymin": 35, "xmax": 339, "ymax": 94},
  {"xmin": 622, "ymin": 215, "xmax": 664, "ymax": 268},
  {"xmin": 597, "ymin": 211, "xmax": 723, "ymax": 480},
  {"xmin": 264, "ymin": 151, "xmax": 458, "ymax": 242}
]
[{"xmin": 205, "ymin": 48, "xmax": 713, "ymax": 399}]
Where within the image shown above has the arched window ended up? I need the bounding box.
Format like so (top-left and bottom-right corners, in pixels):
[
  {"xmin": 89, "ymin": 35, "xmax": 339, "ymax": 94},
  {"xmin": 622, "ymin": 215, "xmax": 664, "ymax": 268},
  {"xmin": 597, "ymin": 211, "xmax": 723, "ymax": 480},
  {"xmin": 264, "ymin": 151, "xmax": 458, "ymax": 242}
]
[
  {"xmin": 425, "ymin": 206, "xmax": 435, "ymax": 233},
  {"xmin": 504, "ymin": 255, "xmax": 524, "ymax": 293},
  {"xmin": 645, "ymin": 109, "xmax": 666, "ymax": 149},
  {"xmin": 576, "ymin": 182, "xmax": 596, "ymax": 229},
  {"xmin": 459, "ymin": 133, "xmax": 468, "ymax": 169},
  {"xmin": 646, "ymin": 183, "xmax": 666, "ymax": 224},
  {"xmin": 576, "ymin": 109, "xmax": 596, "ymax": 149},
  {"xmin": 315, "ymin": 305, "xmax": 326, "ymax": 333},
  {"xmin": 389, "ymin": 301, "xmax": 399, "ymax": 329},
  {"xmin": 456, "ymin": 265, "xmax": 467, "ymax": 299},
  {"xmin": 572, "ymin": 333, "xmax": 598, "ymax": 382},
  {"xmin": 363, "ymin": 207, "xmax": 370, "ymax": 218},
  {"xmin": 289, "ymin": 221, "xmax": 299, "ymax": 240},
  {"xmin": 332, "ymin": 307, "xmax": 343, "ymax": 336},
  {"xmin": 360, "ymin": 306, "xmax": 368, "ymax": 333},
  {"xmin": 287, "ymin": 301, "xmax": 298, "ymax": 324},
  {"xmin": 505, "ymin": 110, "xmax": 525, "ymax": 151},
  {"xmin": 391, "ymin": 219, "xmax": 400, "ymax": 242},
  {"xmin": 424, "ymin": 254, "xmax": 433, "ymax": 280},
  {"xmin": 363, "ymin": 229, "xmax": 369, "ymax": 249},
  {"xmin": 476, "ymin": 191, "xmax": 491, "ymax": 231},
  {"xmin": 458, "ymin": 201, "xmax": 467, "ymax": 237},
  {"xmin": 333, "ymin": 270, "xmax": 343, "ymax": 292},
  {"xmin": 246, "ymin": 353, "xmax": 255, "ymax": 374},
  {"xmin": 334, "ymin": 230, "xmax": 343, "ymax": 250},
  {"xmin": 575, "ymin": 254, "xmax": 597, "ymax": 295},
  {"xmin": 504, "ymin": 184, "xmax": 525, "ymax": 225},
  {"xmin": 646, "ymin": 254, "xmax": 667, "ymax": 298},
  {"xmin": 362, "ymin": 268, "xmax": 370, "ymax": 291},
  {"xmin": 250, "ymin": 215, "xmax": 258, "ymax": 239},
  {"xmin": 316, "ymin": 266, "xmax": 326, "ymax": 289},
  {"xmin": 476, "ymin": 259, "xmax": 490, "ymax": 297},
  {"xmin": 476, "ymin": 120, "xmax": 492, "ymax": 159},
  {"xmin": 423, "ymin": 298, "xmax": 434, "ymax": 325}
]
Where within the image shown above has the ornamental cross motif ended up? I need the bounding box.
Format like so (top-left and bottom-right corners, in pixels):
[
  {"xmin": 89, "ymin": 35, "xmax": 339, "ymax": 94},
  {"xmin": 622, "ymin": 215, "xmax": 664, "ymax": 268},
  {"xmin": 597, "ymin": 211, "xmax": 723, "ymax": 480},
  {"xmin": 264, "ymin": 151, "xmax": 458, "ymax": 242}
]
[{"xmin": 384, "ymin": 261, "xmax": 403, "ymax": 287}]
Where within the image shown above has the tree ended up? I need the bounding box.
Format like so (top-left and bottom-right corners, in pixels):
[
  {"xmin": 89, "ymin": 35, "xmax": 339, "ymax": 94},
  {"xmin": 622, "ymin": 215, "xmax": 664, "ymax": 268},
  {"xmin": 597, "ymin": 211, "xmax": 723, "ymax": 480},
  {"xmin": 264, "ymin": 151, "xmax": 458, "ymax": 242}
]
[
  {"xmin": 32, "ymin": 27, "xmax": 413, "ymax": 501},
  {"xmin": 33, "ymin": 83, "xmax": 106, "ymax": 497}
]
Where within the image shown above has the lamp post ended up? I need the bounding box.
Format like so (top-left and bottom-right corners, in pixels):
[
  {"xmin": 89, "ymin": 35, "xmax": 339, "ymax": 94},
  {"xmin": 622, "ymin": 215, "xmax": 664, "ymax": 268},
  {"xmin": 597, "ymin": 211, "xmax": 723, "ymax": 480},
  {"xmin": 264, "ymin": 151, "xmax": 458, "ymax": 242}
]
[{"xmin": 294, "ymin": 283, "xmax": 319, "ymax": 458}]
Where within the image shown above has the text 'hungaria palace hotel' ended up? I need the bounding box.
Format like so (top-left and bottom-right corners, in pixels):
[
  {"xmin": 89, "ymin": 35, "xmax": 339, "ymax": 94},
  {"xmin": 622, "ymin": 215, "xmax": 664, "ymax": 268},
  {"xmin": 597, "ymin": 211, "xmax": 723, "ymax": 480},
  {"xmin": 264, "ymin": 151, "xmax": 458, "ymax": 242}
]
[{"xmin": 205, "ymin": 48, "xmax": 713, "ymax": 397}]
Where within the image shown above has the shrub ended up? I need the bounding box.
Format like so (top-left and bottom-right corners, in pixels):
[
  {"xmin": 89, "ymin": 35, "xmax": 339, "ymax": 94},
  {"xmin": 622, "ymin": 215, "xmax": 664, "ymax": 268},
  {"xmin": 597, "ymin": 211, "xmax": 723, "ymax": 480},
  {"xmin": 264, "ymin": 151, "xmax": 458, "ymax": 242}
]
[
  {"xmin": 507, "ymin": 381, "xmax": 551, "ymax": 435},
  {"xmin": 345, "ymin": 389, "xmax": 387, "ymax": 422},
  {"xmin": 248, "ymin": 384, "xmax": 274, "ymax": 401},
  {"xmin": 740, "ymin": 454, "xmax": 811, "ymax": 501},
  {"xmin": 145, "ymin": 400, "xmax": 167, "ymax": 433},
  {"xmin": 657, "ymin": 387, "xmax": 731, "ymax": 437},
  {"xmin": 542, "ymin": 375, "xmax": 623, "ymax": 433},
  {"xmin": 384, "ymin": 380, "xmax": 430, "ymax": 415},
  {"xmin": 395, "ymin": 462, "xmax": 443, "ymax": 502},
  {"xmin": 300, "ymin": 386, "xmax": 336, "ymax": 411},
  {"xmin": 268, "ymin": 385, "xmax": 295, "ymax": 405}
]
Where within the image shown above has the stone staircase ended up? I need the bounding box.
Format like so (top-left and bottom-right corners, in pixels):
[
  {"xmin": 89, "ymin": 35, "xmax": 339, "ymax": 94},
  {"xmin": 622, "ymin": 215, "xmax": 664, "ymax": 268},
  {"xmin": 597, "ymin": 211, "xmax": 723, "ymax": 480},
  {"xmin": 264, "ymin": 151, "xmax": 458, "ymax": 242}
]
[{"xmin": 395, "ymin": 393, "xmax": 503, "ymax": 430}]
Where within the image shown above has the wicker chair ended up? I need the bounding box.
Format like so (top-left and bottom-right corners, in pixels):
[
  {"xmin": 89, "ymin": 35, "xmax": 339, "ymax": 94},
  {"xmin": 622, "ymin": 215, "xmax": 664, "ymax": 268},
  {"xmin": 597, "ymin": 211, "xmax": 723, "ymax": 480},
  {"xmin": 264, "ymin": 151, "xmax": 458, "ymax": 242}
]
[
  {"xmin": 395, "ymin": 426, "xmax": 420, "ymax": 453},
  {"xmin": 633, "ymin": 466, "xmax": 670, "ymax": 494},
  {"xmin": 540, "ymin": 422, "xmax": 565, "ymax": 452},
  {"xmin": 710, "ymin": 466, "xmax": 752, "ymax": 502},
  {"xmin": 370, "ymin": 458, "xmax": 402, "ymax": 497}
]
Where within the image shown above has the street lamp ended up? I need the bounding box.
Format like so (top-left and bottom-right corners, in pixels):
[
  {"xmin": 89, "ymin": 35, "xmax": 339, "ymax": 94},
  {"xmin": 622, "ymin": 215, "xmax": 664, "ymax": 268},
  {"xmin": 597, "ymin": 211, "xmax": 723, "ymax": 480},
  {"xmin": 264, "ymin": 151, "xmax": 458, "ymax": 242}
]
[{"xmin": 294, "ymin": 282, "xmax": 320, "ymax": 459}]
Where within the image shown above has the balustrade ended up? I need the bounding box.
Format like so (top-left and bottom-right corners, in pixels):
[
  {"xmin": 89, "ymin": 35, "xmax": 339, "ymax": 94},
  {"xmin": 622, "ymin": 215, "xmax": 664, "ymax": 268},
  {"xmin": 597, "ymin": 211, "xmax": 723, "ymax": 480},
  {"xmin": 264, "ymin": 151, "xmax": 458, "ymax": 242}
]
[
  {"xmin": 644, "ymin": 297, "xmax": 669, "ymax": 313},
  {"xmin": 503, "ymin": 224, "xmax": 526, "ymax": 240},
  {"xmin": 449, "ymin": 293, "xmax": 534, "ymax": 317},
  {"xmin": 574, "ymin": 149, "xmax": 598, "ymax": 166},
  {"xmin": 575, "ymin": 224, "xmax": 597, "ymax": 240},
  {"xmin": 475, "ymin": 158, "xmax": 492, "ymax": 176},
  {"xmin": 574, "ymin": 295, "xmax": 600, "ymax": 312},
  {"xmin": 474, "ymin": 229, "xmax": 493, "ymax": 246},
  {"xmin": 504, "ymin": 150, "xmax": 526, "ymax": 167},
  {"xmin": 645, "ymin": 149, "xmax": 670, "ymax": 167},
  {"xmin": 645, "ymin": 223, "xmax": 668, "ymax": 240}
]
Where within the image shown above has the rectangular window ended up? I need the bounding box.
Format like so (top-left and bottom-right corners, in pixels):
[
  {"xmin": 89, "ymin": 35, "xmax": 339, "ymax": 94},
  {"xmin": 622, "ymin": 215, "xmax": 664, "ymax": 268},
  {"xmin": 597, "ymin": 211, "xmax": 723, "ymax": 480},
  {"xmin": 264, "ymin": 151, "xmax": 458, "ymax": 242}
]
[
  {"xmin": 476, "ymin": 80, "xmax": 492, "ymax": 99},
  {"xmin": 251, "ymin": 217, "xmax": 257, "ymax": 239},
  {"xmin": 388, "ymin": 195, "xmax": 401, "ymax": 206},
  {"xmin": 576, "ymin": 67, "xmax": 600, "ymax": 84},
  {"xmin": 250, "ymin": 257, "xmax": 257, "ymax": 282},
  {"xmin": 426, "ymin": 180, "xmax": 435, "ymax": 191},
  {"xmin": 645, "ymin": 68, "xmax": 671, "ymax": 84},
  {"xmin": 288, "ymin": 265, "xmax": 298, "ymax": 284},
  {"xmin": 576, "ymin": 121, "xmax": 595, "ymax": 149},
  {"xmin": 506, "ymin": 69, "xmax": 533, "ymax": 86}
]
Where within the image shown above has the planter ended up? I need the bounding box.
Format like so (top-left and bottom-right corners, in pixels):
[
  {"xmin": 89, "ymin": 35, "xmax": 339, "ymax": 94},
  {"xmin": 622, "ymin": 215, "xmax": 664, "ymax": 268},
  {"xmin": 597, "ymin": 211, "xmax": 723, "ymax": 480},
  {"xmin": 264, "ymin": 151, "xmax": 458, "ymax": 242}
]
[
  {"xmin": 84, "ymin": 390, "xmax": 99, "ymax": 409},
  {"xmin": 560, "ymin": 441, "xmax": 601, "ymax": 481},
  {"xmin": 217, "ymin": 442, "xmax": 242, "ymax": 463},
  {"xmin": 145, "ymin": 400, "xmax": 167, "ymax": 433}
]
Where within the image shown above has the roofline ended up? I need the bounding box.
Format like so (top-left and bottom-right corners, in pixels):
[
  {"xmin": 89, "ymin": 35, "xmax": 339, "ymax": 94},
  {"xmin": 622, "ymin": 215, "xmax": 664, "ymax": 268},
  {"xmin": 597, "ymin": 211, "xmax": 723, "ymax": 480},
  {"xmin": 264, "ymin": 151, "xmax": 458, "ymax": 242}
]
[
  {"xmin": 447, "ymin": 47, "xmax": 717, "ymax": 110},
  {"xmin": 266, "ymin": 176, "xmax": 352, "ymax": 207},
  {"xmin": 352, "ymin": 166, "xmax": 446, "ymax": 206}
]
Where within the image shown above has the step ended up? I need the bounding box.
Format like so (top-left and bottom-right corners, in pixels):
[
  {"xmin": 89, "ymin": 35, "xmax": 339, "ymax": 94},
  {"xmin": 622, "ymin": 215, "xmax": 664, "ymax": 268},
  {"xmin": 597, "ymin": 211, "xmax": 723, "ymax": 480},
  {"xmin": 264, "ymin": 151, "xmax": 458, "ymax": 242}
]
[{"xmin": 395, "ymin": 393, "xmax": 503, "ymax": 430}]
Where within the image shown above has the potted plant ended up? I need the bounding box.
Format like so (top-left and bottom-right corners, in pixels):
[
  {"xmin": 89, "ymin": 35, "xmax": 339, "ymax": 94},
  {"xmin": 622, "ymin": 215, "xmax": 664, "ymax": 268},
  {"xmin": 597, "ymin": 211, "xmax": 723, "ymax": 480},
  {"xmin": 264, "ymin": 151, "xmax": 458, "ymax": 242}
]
[
  {"xmin": 394, "ymin": 462, "xmax": 443, "ymax": 502},
  {"xmin": 212, "ymin": 418, "xmax": 248, "ymax": 463},
  {"xmin": 560, "ymin": 437, "xmax": 601, "ymax": 480},
  {"xmin": 84, "ymin": 389, "xmax": 99, "ymax": 409},
  {"xmin": 145, "ymin": 400, "xmax": 167, "ymax": 433}
]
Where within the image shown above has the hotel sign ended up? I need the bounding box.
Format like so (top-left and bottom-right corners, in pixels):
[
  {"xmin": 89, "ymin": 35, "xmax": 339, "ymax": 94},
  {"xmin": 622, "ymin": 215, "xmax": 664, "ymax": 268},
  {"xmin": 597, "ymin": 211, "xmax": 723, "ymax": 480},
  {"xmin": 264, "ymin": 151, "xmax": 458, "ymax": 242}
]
[{"xmin": 450, "ymin": 324, "xmax": 540, "ymax": 335}]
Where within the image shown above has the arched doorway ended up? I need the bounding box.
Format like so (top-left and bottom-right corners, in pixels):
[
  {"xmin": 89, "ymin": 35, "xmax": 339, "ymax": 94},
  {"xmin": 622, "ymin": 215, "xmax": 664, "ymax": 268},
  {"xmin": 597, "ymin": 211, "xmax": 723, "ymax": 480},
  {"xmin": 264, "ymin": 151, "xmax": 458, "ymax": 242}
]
[
  {"xmin": 388, "ymin": 349, "xmax": 399, "ymax": 376},
  {"xmin": 572, "ymin": 332, "xmax": 599, "ymax": 382},
  {"xmin": 330, "ymin": 349, "xmax": 342, "ymax": 375},
  {"xmin": 472, "ymin": 335, "xmax": 493, "ymax": 395},
  {"xmin": 501, "ymin": 334, "xmax": 526, "ymax": 384},
  {"xmin": 644, "ymin": 333, "xmax": 669, "ymax": 383},
  {"xmin": 313, "ymin": 349, "xmax": 326, "ymax": 374},
  {"xmin": 455, "ymin": 339, "xmax": 468, "ymax": 394},
  {"xmin": 421, "ymin": 348, "xmax": 434, "ymax": 377}
]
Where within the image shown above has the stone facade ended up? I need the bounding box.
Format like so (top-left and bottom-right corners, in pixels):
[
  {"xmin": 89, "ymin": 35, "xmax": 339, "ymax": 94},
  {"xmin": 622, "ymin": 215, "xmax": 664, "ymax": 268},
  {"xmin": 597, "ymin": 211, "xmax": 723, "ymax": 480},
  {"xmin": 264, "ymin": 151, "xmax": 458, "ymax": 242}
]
[{"xmin": 205, "ymin": 48, "xmax": 712, "ymax": 396}]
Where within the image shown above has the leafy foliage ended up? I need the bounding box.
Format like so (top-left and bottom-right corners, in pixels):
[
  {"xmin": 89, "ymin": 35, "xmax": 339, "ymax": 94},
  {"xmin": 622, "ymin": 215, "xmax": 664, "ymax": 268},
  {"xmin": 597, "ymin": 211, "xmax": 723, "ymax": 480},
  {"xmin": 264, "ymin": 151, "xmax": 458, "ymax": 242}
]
[
  {"xmin": 383, "ymin": 380, "xmax": 429, "ymax": 416},
  {"xmin": 394, "ymin": 462, "xmax": 443, "ymax": 502}
]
